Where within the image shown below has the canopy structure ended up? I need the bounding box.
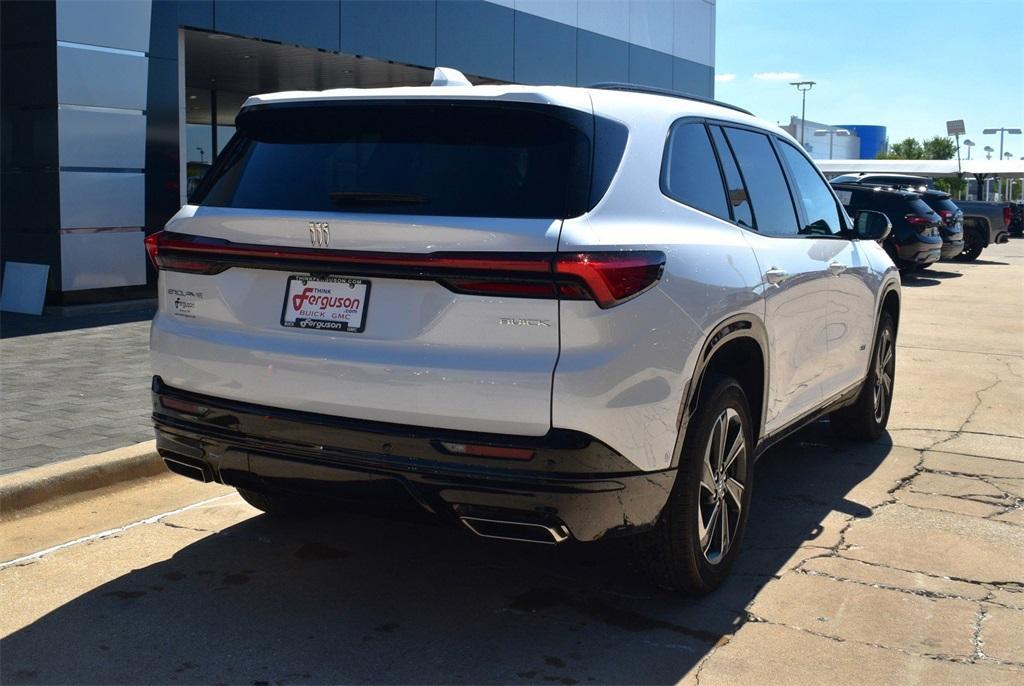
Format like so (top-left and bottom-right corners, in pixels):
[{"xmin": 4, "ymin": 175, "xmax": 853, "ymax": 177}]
[{"xmin": 815, "ymin": 159, "xmax": 1024, "ymax": 179}]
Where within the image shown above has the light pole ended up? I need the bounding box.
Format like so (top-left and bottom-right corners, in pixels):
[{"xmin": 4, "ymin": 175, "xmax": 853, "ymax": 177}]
[
  {"xmin": 813, "ymin": 127, "xmax": 851, "ymax": 160},
  {"xmin": 963, "ymin": 139, "xmax": 975, "ymax": 160},
  {"xmin": 789, "ymin": 81, "xmax": 816, "ymax": 147},
  {"xmin": 984, "ymin": 145, "xmax": 994, "ymax": 160},
  {"xmin": 982, "ymin": 127, "xmax": 1022, "ymax": 160}
]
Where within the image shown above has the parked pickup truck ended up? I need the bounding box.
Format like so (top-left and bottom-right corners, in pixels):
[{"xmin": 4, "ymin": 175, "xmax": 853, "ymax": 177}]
[{"xmin": 953, "ymin": 200, "xmax": 1011, "ymax": 261}]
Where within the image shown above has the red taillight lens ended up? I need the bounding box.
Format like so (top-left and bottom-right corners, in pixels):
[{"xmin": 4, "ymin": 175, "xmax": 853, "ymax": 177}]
[
  {"xmin": 145, "ymin": 231, "xmax": 224, "ymax": 274},
  {"xmin": 1004, "ymin": 206, "xmax": 1012, "ymax": 226},
  {"xmin": 904, "ymin": 214, "xmax": 928, "ymax": 225},
  {"xmin": 147, "ymin": 231, "xmax": 664, "ymax": 308},
  {"xmin": 555, "ymin": 251, "xmax": 666, "ymax": 308}
]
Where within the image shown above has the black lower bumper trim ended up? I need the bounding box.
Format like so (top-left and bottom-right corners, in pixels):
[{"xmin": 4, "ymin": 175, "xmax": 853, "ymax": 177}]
[{"xmin": 151, "ymin": 377, "xmax": 675, "ymax": 542}]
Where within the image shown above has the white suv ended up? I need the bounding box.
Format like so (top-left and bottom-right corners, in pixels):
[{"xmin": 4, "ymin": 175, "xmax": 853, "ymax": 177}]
[{"xmin": 148, "ymin": 70, "xmax": 900, "ymax": 594}]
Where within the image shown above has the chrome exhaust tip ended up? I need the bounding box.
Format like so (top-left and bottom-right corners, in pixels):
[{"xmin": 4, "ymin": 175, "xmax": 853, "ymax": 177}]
[
  {"xmin": 162, "ymin": 454, "xmax": 213, "ymax": 483},
  {"xmin": 460, "ymin": 516, "xmax": 570, "ymax": 545}
]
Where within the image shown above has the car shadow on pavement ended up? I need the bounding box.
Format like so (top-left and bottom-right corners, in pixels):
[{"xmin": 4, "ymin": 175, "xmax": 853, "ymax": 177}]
[
  {"xmin": 1, "ymin": 422, "xmax": 887, "ymax": 685},
  {"xmin": 921, "ymin": 268, "xmax": 963, "ymax": 279}
]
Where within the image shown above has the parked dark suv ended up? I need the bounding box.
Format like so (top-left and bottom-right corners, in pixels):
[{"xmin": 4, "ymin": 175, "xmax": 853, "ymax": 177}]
[
  {"xmin": 831, "ymin": 174, "xmax": 963, "ymax": 261},
  {"xmin": 831, "ymin": 182, "xmax": 942, "ymax": 269}
]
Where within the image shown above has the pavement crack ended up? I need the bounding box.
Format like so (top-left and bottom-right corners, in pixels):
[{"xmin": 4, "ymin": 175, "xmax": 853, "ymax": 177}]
[{"xmin": 970, "ymin": 604, "xmax": 989, "ymax": 662}]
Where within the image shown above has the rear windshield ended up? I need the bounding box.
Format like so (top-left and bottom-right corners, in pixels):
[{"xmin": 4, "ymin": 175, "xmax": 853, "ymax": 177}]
[
  {"xmin": 926, "ymin": 196, "xmax": 960, "ymax": 215},
  {"xmin": 907, "ymin": 197, "xmax": 939, "ymax": 219},
  {"xmin": 192, "ymin": 102, "xmax": 593, "ymax": 219}
]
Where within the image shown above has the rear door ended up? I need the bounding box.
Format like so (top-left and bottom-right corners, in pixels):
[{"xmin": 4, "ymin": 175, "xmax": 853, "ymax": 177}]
[
  {"xmin": 710, "ymin": 125, "xmax": 832, "ymax": 433},
  {"xmin": 776, "ymin": 140, "xmax": 876, "ymax": 398},
  {"xmin": 150, "ymin": 98, "xmax": 593, "ymax": 436}
]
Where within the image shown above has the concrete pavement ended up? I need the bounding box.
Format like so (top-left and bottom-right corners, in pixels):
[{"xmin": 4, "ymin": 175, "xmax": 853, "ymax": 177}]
[{"xmin": 1, "ymin": 242, "xmax": 1022, "ymax": 684}]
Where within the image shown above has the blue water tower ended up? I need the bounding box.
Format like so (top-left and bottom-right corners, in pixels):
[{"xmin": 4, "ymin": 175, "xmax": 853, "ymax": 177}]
[{"xmin": 838, "ymin": 125, "xmax": 887, "ymax": 159}]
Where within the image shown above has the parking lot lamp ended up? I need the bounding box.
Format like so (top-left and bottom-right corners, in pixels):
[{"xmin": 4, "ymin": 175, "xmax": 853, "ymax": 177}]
[
  {"xmin": 984, "ymin": 145, "xmax": 994, "ymax": 160},
  {"xmin": 789, "ymin": 81, "xmax": 816, "ymax": 147},
  {"xmin": 963, "ymin": 139, "xmax": 975, "ymax": 160},
  {"xmin": 982, "ymin": 127, "xmax": 1022, "ymax": 161}
]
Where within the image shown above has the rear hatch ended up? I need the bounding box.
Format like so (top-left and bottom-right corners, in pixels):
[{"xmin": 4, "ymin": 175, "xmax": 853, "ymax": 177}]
[{"xmin": 150, "ymin": 96, "xmax": 595, "ymax": 436}]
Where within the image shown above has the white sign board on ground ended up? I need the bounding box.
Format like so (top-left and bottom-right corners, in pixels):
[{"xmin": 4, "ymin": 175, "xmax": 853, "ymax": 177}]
[
  {"xmin": 947, "ymin": 120, "xmax": 966, "ymax": 136},
  {"xmin": 0, "ymin": 262, "xmax": 50, "ymax": 315}
]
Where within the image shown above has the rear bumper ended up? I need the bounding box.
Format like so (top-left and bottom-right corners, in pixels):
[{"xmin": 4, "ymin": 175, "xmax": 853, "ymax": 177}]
[
  {"xmin": 941, "ymin": 239, "xmax": 965, "ymax": 259},
  {"xmin": 898, "ymin": 245, "xmax": 941, "ymax": 265},
  {"xmin": 151, "ymin": 377, "xmax": 674, "ymax": 543}
]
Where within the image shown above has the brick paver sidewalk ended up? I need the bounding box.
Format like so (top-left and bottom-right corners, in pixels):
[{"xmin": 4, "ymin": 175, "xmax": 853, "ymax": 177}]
[{"xmin": 0, "ymin": 320, "xmax": 153, "ymax": 474}]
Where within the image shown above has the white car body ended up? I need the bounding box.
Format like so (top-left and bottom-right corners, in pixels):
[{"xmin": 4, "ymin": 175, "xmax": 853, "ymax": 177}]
[{"xmin": 150, "ymin": 76, "xmax": 900, "ymax": 550}]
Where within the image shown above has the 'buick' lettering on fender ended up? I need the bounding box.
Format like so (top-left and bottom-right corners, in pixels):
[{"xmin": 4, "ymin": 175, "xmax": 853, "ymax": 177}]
[{"xmin": 292, "ymin": 287, "xmax": 360, "ymax": 312}]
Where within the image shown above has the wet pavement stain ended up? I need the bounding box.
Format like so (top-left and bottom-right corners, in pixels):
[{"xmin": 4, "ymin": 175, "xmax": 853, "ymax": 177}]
[
  {"xmin": 294, "ymin": 542, "xmax": 351, "ymax": 561},
  {"xmin": 508, "ymin": 588, "xmax": 727, "ymax": 645}
]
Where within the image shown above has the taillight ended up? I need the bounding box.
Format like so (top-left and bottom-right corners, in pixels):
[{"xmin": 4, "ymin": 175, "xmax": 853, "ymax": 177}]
[
  {"xmin": 145, "ymin": 231, "xmax": 224, "ymax": 275},
  {"xmin": 554, "ymin": 252, "xmax": 666, "ymax": 308},
  {"xmin": 904, "ymin": 214, "xmax": 928, "ymax": 225},
  {"xmin": 147, "ymin": 231, "xmax": 664, "ymax": 309},
  {"xmin": 1004, "ymin": 206, "xmax": 1012, "ymax": 226}
]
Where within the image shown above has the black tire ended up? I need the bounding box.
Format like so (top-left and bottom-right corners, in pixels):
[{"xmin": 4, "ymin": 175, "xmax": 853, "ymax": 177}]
[
  {"xmin": 830, "ymin": 311, "xmax": 896, "ymax": 441},
  {"xmin": 237, "ymin": 487, "xmax": 330, "ymax": 517},
  {"xmin": 954, "ymin": 228, "xmax": 984, "ymax": 262},
  {"xmin": 641, "ymin": 373, "xmax": 755, "ymax": 595}
]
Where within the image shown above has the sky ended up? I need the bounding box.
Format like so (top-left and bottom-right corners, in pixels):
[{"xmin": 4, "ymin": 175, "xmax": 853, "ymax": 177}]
[{"xmin": 714, "ymin": 0, "xmax": 1024, "ymax": 155}]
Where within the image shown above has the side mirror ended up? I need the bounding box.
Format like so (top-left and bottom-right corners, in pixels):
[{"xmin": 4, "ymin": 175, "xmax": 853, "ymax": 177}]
[{"xmin": 854, "ymin": 210, "xmax": 892, "ymax": 242}]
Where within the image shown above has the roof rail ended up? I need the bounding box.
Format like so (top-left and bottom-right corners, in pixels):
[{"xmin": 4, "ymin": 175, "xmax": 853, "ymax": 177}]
[{"xmin": 588, "ymin": 82, "xmax": 753, "ymax": 116}]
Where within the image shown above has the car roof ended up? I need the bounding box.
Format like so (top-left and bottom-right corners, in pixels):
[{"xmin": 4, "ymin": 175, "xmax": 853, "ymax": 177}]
[
  {"xmin": 830, "ymin": 182, "xmax": 921, "ymax": 199},
  {"xmin": 239, "ymin": 74, "xmax": 776, "ymax": 136}
]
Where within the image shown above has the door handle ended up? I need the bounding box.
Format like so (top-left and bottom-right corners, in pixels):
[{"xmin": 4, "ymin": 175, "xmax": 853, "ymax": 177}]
[
  {"xmin": 764, "ymin": 267, "xmax": 789, "ymax": 285},
  {"xmin": 828, "ymin": 261, "xmax": 847, "ymax": 276}
]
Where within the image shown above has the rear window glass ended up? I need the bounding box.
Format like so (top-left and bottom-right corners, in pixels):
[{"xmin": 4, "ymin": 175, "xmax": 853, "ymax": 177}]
[
  {"xmin": 661, "ymin": 121, "xmax": 729, "ymax": 220},
  {"xmin": 927, "ymin": 196, "xmax": 960, "ymax": 214},
  {"xmin": 193, "ymin": 102, "xmax": 593, "ymax": 219}
]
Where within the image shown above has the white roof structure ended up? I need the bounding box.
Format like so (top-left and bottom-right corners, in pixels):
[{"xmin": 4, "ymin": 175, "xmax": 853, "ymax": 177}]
[{"xmin": 816, "ymin": 159, "xmax": 1024, "ymax": 178}]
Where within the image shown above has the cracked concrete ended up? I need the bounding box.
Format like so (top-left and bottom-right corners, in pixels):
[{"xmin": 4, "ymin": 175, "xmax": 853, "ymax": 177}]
[{"xmin": 0, "ymin": 245, "xmax": 1021, "ymax": 683}]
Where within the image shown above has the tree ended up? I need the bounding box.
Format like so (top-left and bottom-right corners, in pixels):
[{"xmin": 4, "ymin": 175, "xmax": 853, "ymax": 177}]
[{"xmin": 876, "ymin": 135, "xmax": 966, "ymax": 196}]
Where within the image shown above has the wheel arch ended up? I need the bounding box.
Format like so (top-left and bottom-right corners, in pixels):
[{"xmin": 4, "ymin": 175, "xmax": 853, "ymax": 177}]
[
  {"xmin": 963, "ymin": 216, "xmax": 991, "ymax": 247},
  {"xmin": 673, "ymin": 314, "xmax": 768, "ymax": 468}
]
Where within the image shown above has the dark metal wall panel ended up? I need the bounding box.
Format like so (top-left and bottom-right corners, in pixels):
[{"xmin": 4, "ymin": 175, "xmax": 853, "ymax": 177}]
[
  {"xmin": 673, "ymin": 57, "xmax": 713, "ymax": 97},
  {"xmin": 628, "ymin": 43, "xmax": 673, "ymax": 90},
  {"xmin": 514, "ymin": 11, "xmax": 576, "ymax": 86},
  {"xmin": 436, "ymin": 0, "xmax": 514, "ymax": 82},
  {"xmin": 1, "ymin": 0, "xmax": 62, "ymax": 292},
  {"xmin": 576, "ymin": 29, "xmax": 628, "ymax": 86},
  {"xmin": 213, "ymin": 0, "xmax": 340, "ymax": 51},
  {"xmin": 340, "ymin": 0, "xmax": 435, "ymax": 68},
  {"xmin": 177, "ymin": 0, "xmax": 214, "ymax": 31}
]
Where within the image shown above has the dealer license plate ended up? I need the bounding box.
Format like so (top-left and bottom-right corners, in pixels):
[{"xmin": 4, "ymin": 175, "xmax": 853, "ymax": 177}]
[{"xmin": 280, "ymin": 275, "xmax": 370, "ymax": 333}]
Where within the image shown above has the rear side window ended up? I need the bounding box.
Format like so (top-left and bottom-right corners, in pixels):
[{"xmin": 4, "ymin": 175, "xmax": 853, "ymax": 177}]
[
  {"xmin": 194, "ymin": 102, "xmax": 592, "ymax": 219},
  {"xmin": 661, "ymin": 121, "xmax": 729, "ymax": 220},
  {"xmin": 708, "ymin": 126, "xmax": 754, "ymax": 228},
  {"xmin": 722, "ymin": 128, "xmax": 800, "ymax": 236},
  {"xmin": 777, "ymin": 142, "xmax": 843, "ymax": 236}
]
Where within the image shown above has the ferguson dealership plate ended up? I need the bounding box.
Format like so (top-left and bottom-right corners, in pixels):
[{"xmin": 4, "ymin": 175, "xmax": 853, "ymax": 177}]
[{"xmin": 281, "ymin": 275, "xmax": 370, "ymax": 333}]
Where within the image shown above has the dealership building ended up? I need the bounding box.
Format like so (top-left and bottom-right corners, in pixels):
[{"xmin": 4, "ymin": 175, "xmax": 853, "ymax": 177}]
[{"xmin": 1, "ymin": 0, "xmax": 717, "ymax": 305}]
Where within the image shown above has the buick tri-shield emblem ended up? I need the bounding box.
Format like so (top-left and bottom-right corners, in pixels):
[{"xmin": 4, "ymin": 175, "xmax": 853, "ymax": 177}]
[{"xmin": 309, "ymin": 221, "xmax": 330, "ymax": 248}]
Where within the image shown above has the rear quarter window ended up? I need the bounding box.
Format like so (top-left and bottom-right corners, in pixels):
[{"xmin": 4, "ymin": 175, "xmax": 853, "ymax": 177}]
[{"xmin": 661, "ymin": 121, "xmax": 730, "ymax": 220}]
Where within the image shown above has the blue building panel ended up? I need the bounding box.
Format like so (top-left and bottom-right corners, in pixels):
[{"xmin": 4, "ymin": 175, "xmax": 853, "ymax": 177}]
[
  {"xmin": 514, "ymin": 11, "xmax": 576, "ymax": 86},
  {"xmin": 214, "ymin": 0, "xmax": 340, "ymax": 52},
  {"xmin": 436, "ymin": 0, "xmax": 514, "ymax": 81},
  {"xmin": 576, "ymin": 30, "xmax": 629, "ymax": 86},
  {"xmin": 628, "ymin": 44, "xmax": 673, "ymax": 90},
  {"xmin": 673, "ymin": 57, "xmax": 712, "ymax": 97},
  {"xmin": 340, "ymin": 1, "xmax": 435, "ymax": 68}
]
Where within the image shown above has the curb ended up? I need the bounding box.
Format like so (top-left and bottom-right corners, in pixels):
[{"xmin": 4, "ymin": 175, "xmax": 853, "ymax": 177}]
[{"xmin": 0, "ymin": 441, "xmax": 164, "ymax": 520}]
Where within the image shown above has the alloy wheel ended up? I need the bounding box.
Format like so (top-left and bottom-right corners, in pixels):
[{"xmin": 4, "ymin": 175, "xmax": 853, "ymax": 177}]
[
  {"xmin": 697, "ymin": 408, "xmax": 747, "ymax": 565},
  {"xmin": 873, "ymin": 328, "xmax": 895, "ymax": 423}
]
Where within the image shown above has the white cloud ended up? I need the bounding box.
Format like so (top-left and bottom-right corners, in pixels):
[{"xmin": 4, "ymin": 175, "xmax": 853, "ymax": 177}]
[
  {"xmin": 715, "ymin": 73, "xmax": 736, "ymax": 83},
  {"xmin": 753, "ymin": 71, "xmax": 802, "ymax": 81}
]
